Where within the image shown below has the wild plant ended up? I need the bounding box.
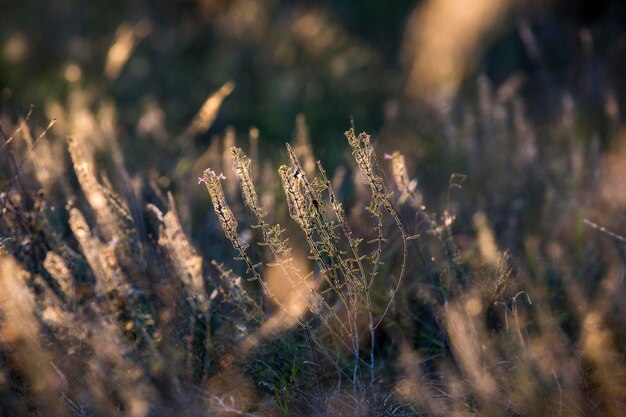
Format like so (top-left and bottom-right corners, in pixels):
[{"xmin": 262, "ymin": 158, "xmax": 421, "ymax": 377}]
[
  {"xmin": 1, "ymin": 74, "xmax": 626, "ymax": 416},
  {"xmin": 199, "ymin": 124, "xmax": 416, "ymax": 412}
]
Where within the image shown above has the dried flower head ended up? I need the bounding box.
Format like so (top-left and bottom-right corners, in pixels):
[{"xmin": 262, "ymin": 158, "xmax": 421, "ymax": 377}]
[
  {"xmin": 278, "ymin": 165, "xmax": 308, "ymax": 230},
  {"xmin": 230, "ymin": 147, "xmax": 261, "ymax": 213},
  {"xmin": 385, "ymin": 151, "xmax": 422, "ymax": 207},
  {"xmin": 201, "ymin": 168, "xmax": 240, "ymax": 248},
  {"xmin": 344, "ymin": 128, "xmax": 383, "ymax": 194}
]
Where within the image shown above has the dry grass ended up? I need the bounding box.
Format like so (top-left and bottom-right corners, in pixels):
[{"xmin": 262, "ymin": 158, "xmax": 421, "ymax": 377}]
[{"xmin": 1, "ymin": 65, "xmax": 626, "ymax": 417}]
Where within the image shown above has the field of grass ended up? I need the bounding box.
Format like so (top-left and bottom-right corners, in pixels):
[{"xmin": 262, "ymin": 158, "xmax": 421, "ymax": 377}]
[{"xmin": 1, "ymin": 1, "xmax": 626, "ymax": 416}]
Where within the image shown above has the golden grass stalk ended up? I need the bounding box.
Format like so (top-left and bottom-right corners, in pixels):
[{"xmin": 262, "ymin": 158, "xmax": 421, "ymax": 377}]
[
  {"xmin": 0, "ymin": 256, "xmax": 69, "ymax": 416},
  {"xmin": 181, "ymin": 82, "xmax": 234, "ymax": 143},
  {"xmin": 105, "ymin": 20, "xmax": 151, "ymax": 80},
  {"xmin": 147, "ymin": 192, "xmax": 208, "ymax": 315},
  {"xmin": 200, "ymin": 166, "xmax": 307, "ymax": 330}
]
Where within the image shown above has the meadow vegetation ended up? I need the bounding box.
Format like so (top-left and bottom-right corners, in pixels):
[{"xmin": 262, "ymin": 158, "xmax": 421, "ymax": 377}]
[{"xmin": 1, "ymin": 2, "xmax": 626, "ymax": 416}]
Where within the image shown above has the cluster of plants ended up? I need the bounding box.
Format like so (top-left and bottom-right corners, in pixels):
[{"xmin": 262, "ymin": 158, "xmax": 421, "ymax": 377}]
[
  {"xmin": 2, "ymin": 0, "xmax": 626, "ymax": 415},
  {"xmin": 1, "ymin": 63, "xmax": 626, "ymax": 417}
]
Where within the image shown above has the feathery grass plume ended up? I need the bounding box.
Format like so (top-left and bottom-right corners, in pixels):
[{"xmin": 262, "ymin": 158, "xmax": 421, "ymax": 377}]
[
  {"xmin": 277, "ymin": 160, "xmax": 352, "ymax": 328},
  {"xmin": 345, "ymin": 128, "xmax": 382, "ymax": 194},
  {"xmin": 68, "ymin": 131, "xmax": 146, "ymax": 288},
  {"xmin": 99, "ymin": 100, "xmax": 148, "ymax": 239},
  {"xmin": 386, "ymin": 150, "xmax": 422, "ymax": 207},
  {"xmin": 146, "ymin": 193, "xmax": 209, "ymax": 383},
  {"xmin": 64, "ymin": 88, "xmax": 112, "ymax": 153},
  {"xmin": 146, "ymin": 195, "xmax": 211, "ymax": 384},
  {"xmin": 147, "ymin": 192, "xmax": 207, "ymax": 315},
  {"xmin": 201, "ymin": 168, "xmax": 241, "ymax": 250},
  {"xmin": 544, "ymin": 241, "xmax": 626, "ymax": 415},
  {"xmin": 67, "ymin": 136, "xmax": 135, "ymax": 244},
  {"xmin": 230, "ymin": 147, "xmax": 261, "ymax": 212},
  {"xmin": 284, "ymin": 143, "xmax": 351, "ymax": 288},
  {"xmin": 477, "ymin": 74, "xmax": 496, "ymax": 135},
  {"xmin": 580, "ymin": 307, "xmax": 626, "ymax": 416},
  {"xmin": 201, "ymin": 167, "xmax": 307, "ymax": 329},
  {"xmin": 180, "ymin": 81, "xmax": 234, "ymax": 144},
  {"xmin": 149, "ymin": 195, "xmax": 209, "ymax": 382},
  {"xmin": 444, "ymin": 296, "xmax": 499, "ymax": 413},
  {"xmin": 578, "ymin": 243, "xmax": 626, "ymax": 415},
  {"xmin": 278, "ymin": 159, "xmax": 350, "ymax": 316},
  {"xmin": 345, "ymin": 128, "xmax": 409, "ymax": 329},
  {"xmin": 68, "ymin": 207, "xmax": 127, "ymax": 297},
  {"xmin": 278, "ymin": 164, "xmax": 309, "ymax": 231},
  {"xmin": 207, "ymin": 156, "xmax": 351, "ymax": 390},
  {"xmin": 284, "ymin": 140, "xmax": 401, "ymax": 396},
  {"xmin": 231, "ymin": 147, "xmax": 347, "ymax": 340},
  {"xmin": 0, "ymin": 256, "xmax": 69, "ymax": 416},
  {"xmin": 68, "ymin": 207, "xmax": 154, "ymax": 341}
]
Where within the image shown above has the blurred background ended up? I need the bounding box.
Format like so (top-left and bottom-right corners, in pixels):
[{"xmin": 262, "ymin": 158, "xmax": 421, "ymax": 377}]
[{"xmin": 2, "ymin": 0, "xmax": 625, "ymax": 152}]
